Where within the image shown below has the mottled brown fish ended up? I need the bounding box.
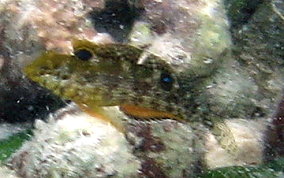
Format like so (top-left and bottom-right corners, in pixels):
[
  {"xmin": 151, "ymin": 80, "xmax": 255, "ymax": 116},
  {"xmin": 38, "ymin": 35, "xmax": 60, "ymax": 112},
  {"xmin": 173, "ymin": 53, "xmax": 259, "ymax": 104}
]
[{"xmin": 24, "ymin": 39, "xmax": 237, "ymax": 153}]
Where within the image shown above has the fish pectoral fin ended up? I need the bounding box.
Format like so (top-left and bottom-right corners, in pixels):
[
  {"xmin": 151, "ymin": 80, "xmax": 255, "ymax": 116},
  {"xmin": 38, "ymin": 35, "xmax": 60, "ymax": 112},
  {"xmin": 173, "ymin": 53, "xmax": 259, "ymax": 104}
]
[
  {"xmin": 119, "ymin": 104, "xmax": 183, "ymax": 122},
  {"xmin": 211, "ymin": 121, "xmax": 239, "ymax": 156},
  {"xmin": 78, "ymin": 104, "xmax": 126, "ymax": 133}
]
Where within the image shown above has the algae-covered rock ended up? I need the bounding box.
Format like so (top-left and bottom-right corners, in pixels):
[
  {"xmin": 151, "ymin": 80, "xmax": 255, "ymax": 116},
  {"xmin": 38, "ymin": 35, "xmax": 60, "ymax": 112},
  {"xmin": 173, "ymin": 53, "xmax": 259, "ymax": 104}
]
[
  {"xmin": 8, "ymin": 105, "xmax": 141, "ymax": 178},
  {"xmin": 0, "ymin": 129, "xmax": 31, "ymax": 161},
  {"xmin": 0, "ymin": 0, "xmax": 283, "ymax": 177},
  {"xmin": 0, "ymin": 166, "xmax": 19, "ymax": 178},
  {"xmin": 193, "ymin": 0, "xmax": 284, "ymax": 124},
  {"xmin": 205, "ymin": 119, "xmax": 267, "ymax": 169},
  {"xmin": 125, "ymin": 117, "xmax": 205, "ymax": 177},
  {"xmin": 128, "ymin": 0, "xmax": 232, "ymax": 75},
  {"xmin": 6, "ymin": 105, "xmax": 271, "ymax": 177},
  {"xmin": 224, "ymin": 0, "xmax": 264, "ymax": 28},
  {"xmin": 230, "ymin": 0, "xmax": 284, "ymax": 159},
  {"xmin": 232, "ymin": 0, "xmax": 284, "ymax": 119},
  {"xmin": 6, "ymin": 105, "xmax": 204, "ymax": 177},
  {"xmin": 200, "ymin": 157, "xmax": 284, "ymax": 178}
]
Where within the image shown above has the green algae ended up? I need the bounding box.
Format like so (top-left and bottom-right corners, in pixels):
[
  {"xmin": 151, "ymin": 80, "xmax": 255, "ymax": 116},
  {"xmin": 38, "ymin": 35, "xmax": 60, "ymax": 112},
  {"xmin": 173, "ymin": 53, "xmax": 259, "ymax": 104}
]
[
  {"xmin": 0, "ymin": 130, "xmax": 32, "ymax": 162},
  {"xmin": 199, "ymin": 158, "xmax": 284, "ymax": 178}
]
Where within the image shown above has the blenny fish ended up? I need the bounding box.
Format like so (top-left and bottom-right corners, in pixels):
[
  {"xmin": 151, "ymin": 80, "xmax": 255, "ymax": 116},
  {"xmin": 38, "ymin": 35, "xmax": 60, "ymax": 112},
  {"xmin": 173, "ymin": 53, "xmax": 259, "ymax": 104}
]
[{"xmin": 24, "ymin": 39, "xmax": 237, "ymax": 153}]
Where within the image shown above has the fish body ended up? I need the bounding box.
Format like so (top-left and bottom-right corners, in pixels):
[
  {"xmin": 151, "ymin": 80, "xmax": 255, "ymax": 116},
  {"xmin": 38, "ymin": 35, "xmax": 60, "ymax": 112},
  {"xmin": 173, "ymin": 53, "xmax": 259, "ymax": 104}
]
[
  {"xmin": 24, "ymin": 40, "xmax": 189, "ymax": 121},
  {"xmin": 24, "ymin": 39, "xmax": 237, "ymax": 153}
]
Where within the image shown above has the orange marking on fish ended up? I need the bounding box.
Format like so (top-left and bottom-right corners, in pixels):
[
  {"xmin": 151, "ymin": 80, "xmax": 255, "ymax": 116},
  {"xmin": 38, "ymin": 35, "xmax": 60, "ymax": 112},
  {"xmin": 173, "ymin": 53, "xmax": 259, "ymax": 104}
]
[{"xmin": 119, "ymin": 104, "xmax": 184, "ymax": 122}]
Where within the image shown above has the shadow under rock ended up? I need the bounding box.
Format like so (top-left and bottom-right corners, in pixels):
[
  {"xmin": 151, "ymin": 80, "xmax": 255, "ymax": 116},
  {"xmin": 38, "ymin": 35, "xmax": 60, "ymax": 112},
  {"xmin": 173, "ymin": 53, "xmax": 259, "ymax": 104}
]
[
  {"xmin": 224, "ymin": 0, "xmax": 265, "ymax": 29},
  {"xmin": 0, "ymin": 56, "xmax": 65, "ymax": 123},
  {"xmin": 265, "ymin": 96, "xmax": 284, "ymax": 160},
  {"xmin": 0, "ymin": 82, "xmax": 66, "ymax": 123},
  {"xmin": 89, "ymin": 0, "xmax": 142, "ymax": 42}
]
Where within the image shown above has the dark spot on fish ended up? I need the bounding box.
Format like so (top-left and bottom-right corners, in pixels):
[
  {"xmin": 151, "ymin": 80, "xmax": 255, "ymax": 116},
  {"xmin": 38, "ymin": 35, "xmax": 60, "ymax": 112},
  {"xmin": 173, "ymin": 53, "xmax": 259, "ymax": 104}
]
[
  {"xmin": 109, "ymin": 82, "xmax": 119, "ymax": 89},
  {"xmin": 38, "ymin": 70, "xmax": 46, "ymax": 75},
  {"xmin": 58, "ymin": 87, "xmax": 64, "ymax": 95},
  {"xmin": 149, "ymin": 100, "xmax": 161, "ymax": 109},
  {"xmin": 52, "ymin": 63, "xmax": 60, "ymax": 69},
  {"xmin": 155, "ymin": 93, "xmax": 162, "ymax": 97},
  {"xmin": 134, "ymin": 81, "xmax": 152, "ymax": 95},
  {"xmin": 136, "ymin": 97, "xmax": 144, "ymax": 103},
  {"xmin": 74, "ymin": 49, "xmax": 93, "ymax": 61},
  {"xmin": 165, "ymin": 105, "xmax": 174, "ymax": 113},
  {"xmin": 133, "ymin": 86, "xmax": 140, "ymax": 93},
  {"xmin": 103, "ymin": 92, "xmax": 113, "ymax": 102},
  {"xmin": 40, "ymin": 66, "xmax": 50, "ymax": 70},
  {"xmin": 60, "ymin": 74, "xmax": 70, "ymax": 80},
  {"xmin": 166, "ymin": 95, "xmax": 179, "ymax": 105}
]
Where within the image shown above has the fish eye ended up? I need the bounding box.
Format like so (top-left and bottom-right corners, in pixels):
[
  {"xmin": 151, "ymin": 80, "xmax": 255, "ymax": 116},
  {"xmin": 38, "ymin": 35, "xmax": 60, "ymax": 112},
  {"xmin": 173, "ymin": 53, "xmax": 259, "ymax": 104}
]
[
  {"xmin": 160, "ymin": 72, "xmax": 174, "ymax": 91},
  {"xmin": 74, "ymin": 49, "xmax": 93, "ymax": 61}
]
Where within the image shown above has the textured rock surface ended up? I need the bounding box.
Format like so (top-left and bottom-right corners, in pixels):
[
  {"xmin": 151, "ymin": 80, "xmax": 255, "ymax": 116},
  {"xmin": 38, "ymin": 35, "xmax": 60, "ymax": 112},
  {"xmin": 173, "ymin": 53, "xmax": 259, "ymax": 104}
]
[
  {"xmin": 125, "ymin": 118, "xmax": 205, "ymax": 177},
  {"xmin": 6, "ymin": 105, "xmax": 203, "ymax": 177},
  {"xmin": 231, "ymin": 0, "xmax": 284, "ymax": 158},
  {"xmin": 232, "ymin": 0, "xmax": 284, "ymax": 102},
  {"xmin": 7, "ymin": 105, "xmax": 141, "ymax": 178},
  {"xmin": 0, "ymin": 166, "xmax": 19, "ymax": 178},
  {"xmin": 0, "ymin": 0, "xmax": 96, "ymax": 56},
  {"xmin": 205, "ymin": 119, "xmax": 267, "ymax": 168},
  {"xmin": 5, "ymin": 104, "xmax": 269, "ymax": 177},
  {"xmin": 198, "ymin": 0, "xmax": 284, "ymax": 122},
  {"xmin": 224, "ymin": 0, "xmax": 264, "ymax": 28},
  {"xmin": 0, "ymin": 123, "xmax": 31, "ymax": 140},
  {"xmin": 128, "ymin": 0, "xmax": 232, "ymax": 75}
]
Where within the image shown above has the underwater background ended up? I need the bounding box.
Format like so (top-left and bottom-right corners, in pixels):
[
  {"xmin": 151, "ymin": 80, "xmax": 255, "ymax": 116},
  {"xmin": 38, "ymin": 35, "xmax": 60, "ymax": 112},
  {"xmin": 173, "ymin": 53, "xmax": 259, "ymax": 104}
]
[{"xmin": 0, "ymin": 0, "xmax": 283, "ymax": 177}]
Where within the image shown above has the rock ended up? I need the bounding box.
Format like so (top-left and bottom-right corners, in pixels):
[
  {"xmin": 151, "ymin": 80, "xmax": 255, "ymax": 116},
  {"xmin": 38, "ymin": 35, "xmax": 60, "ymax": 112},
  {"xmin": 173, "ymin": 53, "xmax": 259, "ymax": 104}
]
[
  {"xmin": 232, "ymin": 0, "xmax": 284, "ymax": 137},
  {"xmin": 205, "ymin": 119, "xmax": 267, "ymax": 169},
  {"xmin": 0, "ymin": 0, "xmax": 99, "ymax": 60},
  {"xmin": 128, "ymin": 0, "xmax": 232, "ymax": 75},
  {"xmin": 198, "ymin": 0, "xmax": 284, "ymax": 122},
  {"xmin": 230, "ymin": 0, "xmax": 284, "ymax": 159},
  {"xmin": 0, "ymin": 123, "xmax": 31, "ymax": 140},
  {"xmin": 125, "ymin": 116, "xmax": 205, "ymax": 177},
  {"xmin": 6, "ymin": 104, "xmax": 270, "ymax": 177},
  {"xmin": 224, "ymin": 0, "xmax": 264, "ymax": 28},
  {"xmin": 7, "ymin": 104, "xmax": 141, "ymax": 178},
  {"xmin": 0, "ymin": 166, "xmax": 19, "ymax": 178},
  {"xmin": 0, "ymin": 0, "xmax": 283, "ymax": 177}
]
